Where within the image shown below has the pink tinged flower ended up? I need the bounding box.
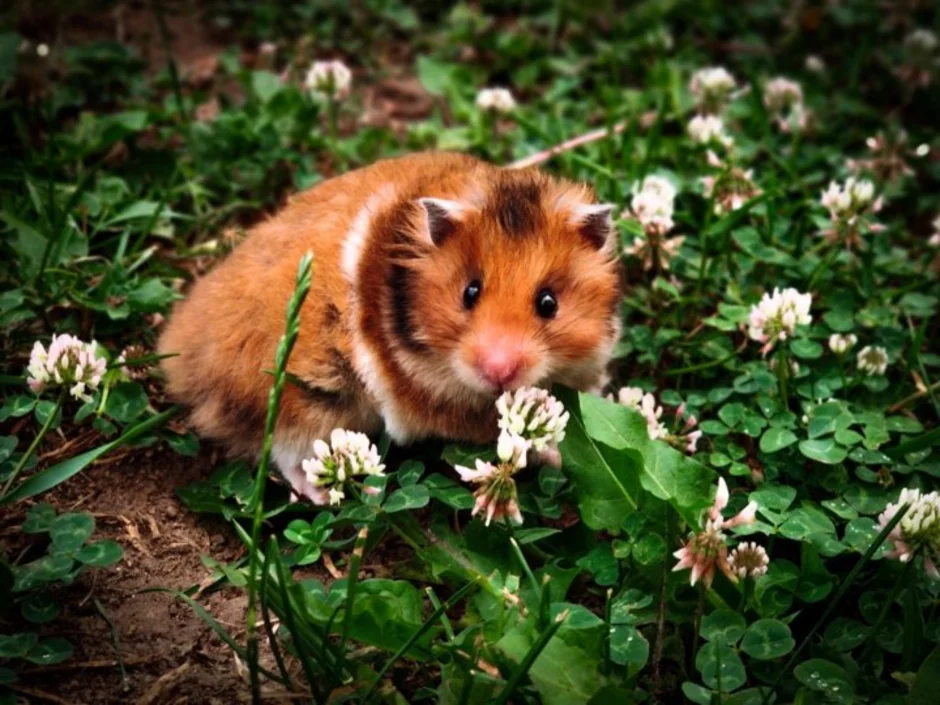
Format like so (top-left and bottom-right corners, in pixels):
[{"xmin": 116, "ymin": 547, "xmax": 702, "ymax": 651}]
[
  {"xmin": 710, "ymin": 477, "xmax": 730, "ymax": 520},
  {"xmin": 724, "ymin": 501, "xmax": 759, "ymax": 529},
  {"xmin": 686, "ymin": 430, "xmax": 703, "ymax": 454},
  {"xmin": 747, "ymin": 287, "xmax": 813, "ymax": 355},
  {"xmin": 877, "ymin": 487, "xmax": 940, "ymax": 578},
  {"xmin": 25, "ymin": 334, "xmax": 107, "ymax": 402},
  {"xmin": 455, "ymin": 459, "xmax": 497, "ymax": 484}
]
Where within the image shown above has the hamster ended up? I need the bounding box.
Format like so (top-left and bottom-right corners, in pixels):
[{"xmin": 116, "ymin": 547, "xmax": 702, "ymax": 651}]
[{"xmin": 158, "ymin": 152, "xmax": 622, "ymax": 497}]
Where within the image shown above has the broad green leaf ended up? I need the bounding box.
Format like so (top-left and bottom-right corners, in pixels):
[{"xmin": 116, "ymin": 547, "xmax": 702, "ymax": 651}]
[
  {"xmin": 557, "ymin": 392, "xmax": 641, "ymax": 531},
  {"xmin": 383, "ymin": 485, "xmax": 430, "ymax": 513},
  {"xmin": 700, "ymin": 609, "xmax": 746, "ymax": 645},
  {"xmin": 75, "ymin": 540, "xmax": 124, "ymax": 566},
  {"xmin": 565, "ymin": 390, "xmax": 714, "ymax": 526},
  {"xmin": 760, "ymin": 428, "xmax": 797, "ymax": 454},
  {"xmin": 251, "ymin": 70, "xmax": 282, "ymax": 102},
  {"xmin": 740, "ymin": 619, "xmax": 795, "ymax": 659},
  {"xmin": 49, "ymin": 513, "xmax": 95, "ymax": 553},
  {"xmin": 798, "ymin": 439, "xmax": 848, "ymax": 465},
  {"xmin": 396, "ymin": 459, "xmax": 425, "ymax": 487},
  {"xmin": 21, "ymin": 593, "xmax": 61, "ymax": 624},
  {"xmin": 910, "ymin": 646, "xmax": 940, "ymax": 705},
  {"xmin": 823, "ymin": 618, "xmax": 868, "ymax": 652},
  {"xmin": 793, "ymin": 659, "xmax": 854, "ymax": 702},
  {"xmin": 25, "ymin": 637, "xmax": 73, "ymax": 665},
  {"xmin": 609, "ymin": 625, "xmax": 649, "ymax": 667},
  {"xmin": 695, "ymin": 642, "xmax": 746, "ymax": 691}
]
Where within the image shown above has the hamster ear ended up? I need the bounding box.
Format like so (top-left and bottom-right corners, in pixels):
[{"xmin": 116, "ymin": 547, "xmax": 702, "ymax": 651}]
[
  {"xmin": 417, "ymin": 198, "xmax": 465, "ymax": 247},
  {"xmin": 570, "ymin": 203, "xmax": 616, "ymax": 251}
]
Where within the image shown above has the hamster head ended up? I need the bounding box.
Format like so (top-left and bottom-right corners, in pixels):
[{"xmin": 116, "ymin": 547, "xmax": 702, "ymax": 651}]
[{"xmin": 379, "ymin": 170, "xmax": 622, "ymax": 402}]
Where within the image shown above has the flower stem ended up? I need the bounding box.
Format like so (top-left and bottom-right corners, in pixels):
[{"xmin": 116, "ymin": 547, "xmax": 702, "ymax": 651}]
[
  {"xmin": 1, "ymin": 390, "xmax": 65, "ymax": 500},
  {"xmin": 776, "ymin": 347, "xmax": 790, "ymax": 408}
]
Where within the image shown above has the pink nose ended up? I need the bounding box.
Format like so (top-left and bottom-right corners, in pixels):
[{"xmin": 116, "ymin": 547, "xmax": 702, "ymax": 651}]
[{"xmin": 478, "ymin": 348, "xmax": 523, "ymax": 389}]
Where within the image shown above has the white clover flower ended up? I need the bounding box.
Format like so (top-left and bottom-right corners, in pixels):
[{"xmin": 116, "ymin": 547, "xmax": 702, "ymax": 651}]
[
  {"xmin": 857, "ymin": 345, "xmax": 888, "ymax": 376},
  {"xmin": 300, "ymin": 428, "xmax": 385, "ymax": 506},
  {"xmin": 36, "ymin": 43, "xmax": 49, "ymax": 58},
  {"xmin": 905, "ymin": 28, "xmax": 939, "ymax": 56},
  {"xmin": 820, "ymin": 177, "xmax": 877, "ymax": 219},
  {"xmin": 26, "ymin": 334, "xmax": 108, "ymax": 402},
  {"xmin": 453, "ymin": 458, "xmax": 522, "ymax": 526},
  {"xmin": 747, "ymin": 288, "xmax": 813, "ymax": 355},
  {"xmin": 764, "ymin": 77, "xmax": 803, "ymax": 114},
  {"xmin": 630, "ymin": 175, "xmax": 677, "ymax": 234},
  {"xmin": 930, "ymin": 215, "xmax": 940, "ymax": 247},
  {"xmin": 727, "ymin": 542, "xmax": 770, "ymax": 579},
  {"xmin": 612, "ymin": 386, "xmax": 667, "ymax": 440},
  {"xmin": 689, "ymin": 66, "xmax": 737, "ymax": 111},
  {"xmin": 305, "ymin": 60, "xmax": 353, "ymax": 100},
  {"xmin": 623, "ymin": 177, "xmax": 684, "ymax": 270},
  {"xmin": 878, "ymin": 488, "xmax": 940, "ymax": 579},
  {"xmin": 673, "ymin": 477, "xmax": 759, "ymax": 586},
  {"xmin": 496, "ymin": 387, "xmax": 568, "ymax": 467},
  {"xmin": 805, "ymin": 55, "xmax": 825, "ymax": 73},
  {"xmin": 828, "ymin": 333, "xmax": 858, "ymax": 355},
  {"xmin": 688, "ymin": 114, "xmax": 732, "ymax": 147},
  {"xmin": 475, "ymin": 87, "xmax": 517, "ymax": 114}
]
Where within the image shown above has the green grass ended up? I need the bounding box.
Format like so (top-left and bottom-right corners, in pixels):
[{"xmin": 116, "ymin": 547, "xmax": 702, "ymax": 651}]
[{"xmin": 2, "ymin": 1, "xmax": 940, "ymax": 703}]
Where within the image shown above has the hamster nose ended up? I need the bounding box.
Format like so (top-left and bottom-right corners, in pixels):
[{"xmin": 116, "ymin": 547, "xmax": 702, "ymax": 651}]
[{"xmin": 478, "ymin": 349, "xmax": 523, "ymax": 389}]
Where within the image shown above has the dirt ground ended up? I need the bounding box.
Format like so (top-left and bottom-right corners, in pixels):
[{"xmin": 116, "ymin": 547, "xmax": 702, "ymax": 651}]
[{"xmin": 5, "ymin": 448, "xmax": 261, "ymax": 704}]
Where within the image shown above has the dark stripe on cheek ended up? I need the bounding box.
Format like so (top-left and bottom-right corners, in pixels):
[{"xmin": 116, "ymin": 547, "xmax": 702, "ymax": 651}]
[
  {"xmin": 388, "ymin": 264, "xmax": 428, "ymax": 353},
  {"xmin": 492, "ymin": 181, "xmax": 542, "ymax": 235},
  {"xmin": 324, "ymin": 303, "xmax": 342, "ymax": 328}
]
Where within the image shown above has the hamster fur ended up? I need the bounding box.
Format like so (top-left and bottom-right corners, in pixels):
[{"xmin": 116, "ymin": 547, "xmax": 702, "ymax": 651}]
[{"xmin": 158, "ymin": 152, "xmax": 622, "ymax": 496}]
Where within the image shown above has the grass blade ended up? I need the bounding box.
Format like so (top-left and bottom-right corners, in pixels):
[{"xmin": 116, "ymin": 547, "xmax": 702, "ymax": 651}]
[
  {"xmin": 362, "ymin": 580, "xmax": 478, "ymax": 704},
  {"xmin": 339, "ymin": 526, "xmax": 370, "ymax": 665},
  {"xmin": 245, "ymin": 252, "xmax": 313, "ymax": 702},
  {"xmin": 760, "ymin": 502, "xmax": 909, "ymax": 704},
  {"xmin": 1, "ymin": 406, "xmax": 178, "ymax": 504}
]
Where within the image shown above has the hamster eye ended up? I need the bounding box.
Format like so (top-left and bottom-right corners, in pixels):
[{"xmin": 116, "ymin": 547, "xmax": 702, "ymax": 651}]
[
  {"xmin": 535, "ymin": 288, "xmax": 558, "ymax": 319},
  {"xmin": 463, "ymin": 280, "xmax": 482, "ymax": 310}
]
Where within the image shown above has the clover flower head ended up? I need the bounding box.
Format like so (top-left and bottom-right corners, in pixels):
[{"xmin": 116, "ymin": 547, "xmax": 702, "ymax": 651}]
[
  {"xmin": 688, "ymin": 114, "xmax": 732, "ymax": 147},
  {"xmin": 689, "ymin": 66, "xmax": 737, "ymax": 111},
  {"xmin": 496, "ymin": 387, "xmax": 568, "ymax": 467},
  {"xmin": 701, "ymin": 167, "xmax": 761, "ymax": 215},
  {"xmin": 116, "ymin": 344, "xmax": 153, "ymax": 381},
  {"xmin": 820, "ymin": 177, "xmax": 877, "ymax": 219},
  {"xmin": 856, "ymin": 345, "xmax": 888, "ymax": 376},
  {"xmin": 300, "ymin": 429, "xmax": 385, "ymax": 506},
  {"xmin": 727, "ymin": 542, "xmax": 770, "ymax": 579},
  {"xmin": 805, "ymin": 55, "xmax": 825, "ymax": 73},
  {"xmin": 611, "ymin": 388, "xmax": 702, "ymax": 454},
  {"xmin": 878, "ymin": 488, "xmax": 940, "ymax": 579},
  {"xmin": 305, "ymin": 60, "xmax": 353, "ymax": 100},
  {"xmin": 747, "ymin": 288, "xmax": 813, "ymax": 355},
  {"xmin": 612, "ymin": 387, "xmax": 667, "ymax": 440},
  {"xmin": 905, "ymin": 28, "xmax": 939, "ymax": 57},
  {"xmin": 674, "ymin": 478, "xmax": 761, "ymax": 587},
  {"xmin": 26, "ymin": 334, "xmax": 108, "ymax": 402},
  {"xmin": 764, "ymin": 77, "xmax": 803, "ymax": 113},
  {"xmin": 630, "ymin": 175, "xmax": 676, "ymax": 232},
  {"xmin": 454, "ymin": 459, "xmax": 522, "ymax": 526},
  {"xmin": 475, "ymin": 87, "xmax": 517, "ymax": 113},
  {"xmin": 828, "ymin": 333, "xmax": 858, "ymax": 355},
  {"xmin": 931, "ymin": 215, "xmax": 940, "ymax": 247}
]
